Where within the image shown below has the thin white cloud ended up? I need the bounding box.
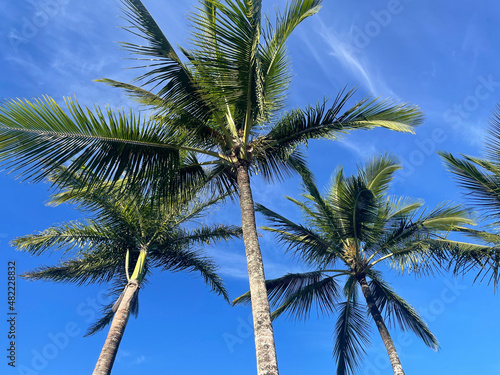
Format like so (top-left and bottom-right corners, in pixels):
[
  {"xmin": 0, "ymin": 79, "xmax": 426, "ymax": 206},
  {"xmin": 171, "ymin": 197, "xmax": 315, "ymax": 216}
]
[
  {"xmin": 339, "ymin": 138, "xmax": 378, "ymax": 159},
  {"xmin": 132, "ymin": 355, "xmax": 146, "ymax": 365},
  {"xmin": 304, "ymin": 15, "xmax": 397, "ymax": 98}
]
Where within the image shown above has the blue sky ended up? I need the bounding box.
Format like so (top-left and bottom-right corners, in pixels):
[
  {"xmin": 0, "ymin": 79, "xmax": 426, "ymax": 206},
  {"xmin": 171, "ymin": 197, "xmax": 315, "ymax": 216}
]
[{"xmin": 1, "ymin": 0, "xmax": 500, "ymax": 374}]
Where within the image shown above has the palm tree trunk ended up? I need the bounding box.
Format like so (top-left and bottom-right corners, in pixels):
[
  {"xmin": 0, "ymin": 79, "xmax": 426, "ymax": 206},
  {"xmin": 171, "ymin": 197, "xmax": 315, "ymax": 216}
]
[
  {"xmin": 92, "ymin": 280, "xmax": 139, "ymax": 375},
  {"xmin": 357, "ymin": 275, "xmax": 405, "ymax": 375},
  {"xmin": 236, "ymin": 162, "xmax": 279, "ymax": 375}
]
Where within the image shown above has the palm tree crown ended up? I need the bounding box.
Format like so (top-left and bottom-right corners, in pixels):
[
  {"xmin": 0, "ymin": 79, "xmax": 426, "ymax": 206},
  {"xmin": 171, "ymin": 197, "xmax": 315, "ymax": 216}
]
[
  {"xmin": 12, "ymin": 167, "xmax": 241, "ymax": 374},
  {"xmin": 235, "ymin": 154, "xmax": 473, "ymax": 375}
]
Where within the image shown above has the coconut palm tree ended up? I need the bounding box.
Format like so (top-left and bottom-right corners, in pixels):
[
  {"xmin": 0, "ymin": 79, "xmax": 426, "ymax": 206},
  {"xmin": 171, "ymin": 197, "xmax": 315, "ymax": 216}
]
[
  {"xmin": 12, "ymin": 167, "xmax": 241, "ymax": 375},
  {"xmin": 234, "ymin": 155, "xmax": 473, "ymax": 375},
  {"xmin": 0, "ymin": 1, "xmax": 424, "ymax": 373},
  {"xmin": 439, "ymin": 105, "xmax": 500, "ymax": 287}
]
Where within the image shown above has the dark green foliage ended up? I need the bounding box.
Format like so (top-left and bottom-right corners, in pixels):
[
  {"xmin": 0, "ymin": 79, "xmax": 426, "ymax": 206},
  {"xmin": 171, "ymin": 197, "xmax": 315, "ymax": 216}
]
[{"xmin": 13, "ymin": 166, "xmax": 241, "ymax": 335}]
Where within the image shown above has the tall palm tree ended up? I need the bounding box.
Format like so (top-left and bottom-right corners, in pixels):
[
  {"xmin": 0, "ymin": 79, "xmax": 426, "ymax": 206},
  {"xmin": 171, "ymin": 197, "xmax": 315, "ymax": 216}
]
[
  {"xmin": 0, "ymin": 1, "xmax": 424, "ymax": 373},
  {"xmin": 12, "ymin": 167, "xmax": 240, "ymax": 375},
  {"xmin": 235, "ymin": 155, "xmax": 473, "ymax": 375},
  {"xmin": 439, "ymin": 105, "xmax": 500, "ymax": 287}
]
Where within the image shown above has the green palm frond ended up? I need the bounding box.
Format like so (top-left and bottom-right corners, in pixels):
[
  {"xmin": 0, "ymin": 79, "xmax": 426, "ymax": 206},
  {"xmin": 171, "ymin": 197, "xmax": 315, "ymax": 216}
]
[
  {"xmin": 233, "ymin": 271, "xmax": 342, "ymax": 320},
  {"xmin": 120, "ymin": 0, "xmax": 212, "ymax": 120},
  {"xmin": 11, "ymin": 220, "xmax": 119, "ymax": 256},
  {"xmin": 427, "ymin": 235, "xmax": 500, "ymax": 289},
  {"xmin": 170, "ymin": 225, "xmax": 242, "ymax": 247},
  {"xmin": 367, "ymin": 272, "xmax": 438, "ymax": 350},
  {"xmin": 0, "ymin": 97, "xmax": 202, "ymax": 193},
  {"xmin": 385, "ymin": 197, "xmax": 423, "ymax": 221},
  {"xmin": 250, "ymin": 144, "xmax": 308, "ymax": 183},
  {"xmin": 363, "ymin": 153, "xmax": 401, "ymax": 197},
  {"xmin": 256, "ymin": 203, "xmax": 339, "ymax": 265},
  {"xmin": 259, "ymin": 0, "xmax": 322, "ymax": 115},
  {"xmin": 483, "ymin": 105, "xmax": 500, "ymax": 163},
  {"xmin": 150, "ymin": 246, "xmax": 229, "ymax": 301},
  {"xmin": 419, "ymin": 203, "xmax": 473, "ymax": 230},
  {"xmin": 20, "ymin": 247, "xmax": 125, "ymax": 285},
  {"xmin": 189, "ymin": 0, "xmax": 265, "ymax": 131},
  {"xmin": 265, "ymin": 89, "xmax": 422, "ymax": 155},
  {"xmin": 333, "ymin": 300, "xmax": 371, "ymax": 375},
  {"xmin": 332, "ymin": 174, "xmax": 378, "ymax": 245},
  {"xmin": 440, "ymin": 151, "xmax": 500, "ymax": 220},
  {"xmin": 454, "ymin": 226, "xmax": 500, "ymax": 243},
  {"xmin": 95, "ymin": 79, "xmax": 167, "ymax": 108}
]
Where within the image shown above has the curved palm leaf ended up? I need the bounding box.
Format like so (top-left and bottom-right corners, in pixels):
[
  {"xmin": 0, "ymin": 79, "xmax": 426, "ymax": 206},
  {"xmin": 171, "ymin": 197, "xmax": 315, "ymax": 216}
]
[
  {"xmin": 233, "ymin": 270, "xmax": 342, "ymax": 320},
  {"xmin": 367, "ymin": 271, "xmax": 438, "ymax": 350}
]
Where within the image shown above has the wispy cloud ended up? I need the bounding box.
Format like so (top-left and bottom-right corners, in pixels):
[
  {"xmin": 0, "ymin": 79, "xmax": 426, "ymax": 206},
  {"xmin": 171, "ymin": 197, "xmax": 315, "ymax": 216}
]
[
  {"xmin": 303, "ymin": 16, "xmax": 397, "ymax": 98},
  {"xmin": 132, "ymin": 355, "xmax": 146, "ymax": 365},
  {"xmin": 338, "ymin": 137, "xmax": 378, "ymax": 159}
]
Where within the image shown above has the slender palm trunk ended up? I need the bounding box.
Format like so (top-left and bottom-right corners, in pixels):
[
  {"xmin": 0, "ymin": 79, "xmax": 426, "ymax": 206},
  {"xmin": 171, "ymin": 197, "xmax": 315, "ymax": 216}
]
[
  {"xmin": 236, "ymin": 162, "xmax": 279, "ymax": 375},
  {"xmin": 92, "ymin": 280, "xmax": 139, "ymax": 375},
  {"xmin": 357, "ymin": 275, "xmax": 405, "ymax": 375}
]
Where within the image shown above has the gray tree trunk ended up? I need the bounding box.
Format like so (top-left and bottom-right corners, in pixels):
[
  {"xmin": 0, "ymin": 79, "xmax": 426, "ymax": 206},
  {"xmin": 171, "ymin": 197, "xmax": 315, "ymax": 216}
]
[
  {"xmin": 236, "ymin": 162, "xmax": 279, "ymax": 375},
  {"xmin": 357, "ymin": 275, "xmax": 405, "ymax": 375},
  {"xmin": 92, "ymin": 280, "xmax": 139, "ymax": 375}
]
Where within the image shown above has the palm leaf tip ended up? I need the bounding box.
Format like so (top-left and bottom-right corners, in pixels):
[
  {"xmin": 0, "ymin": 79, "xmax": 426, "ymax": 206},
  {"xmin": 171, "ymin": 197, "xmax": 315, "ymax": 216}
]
[
  {"xmin": 333, "ymin": 301, "xmax": 371, "ymax": 375},
  {"xmin": 232, "ymin": 291, "xmax": 251, "ymax": 306}
]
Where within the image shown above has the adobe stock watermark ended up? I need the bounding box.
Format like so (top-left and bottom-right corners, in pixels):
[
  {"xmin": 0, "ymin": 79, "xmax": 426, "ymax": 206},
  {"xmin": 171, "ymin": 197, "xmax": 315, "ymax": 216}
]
[
  {"xmin": 222, "ymin": 312, "xmax": 254, "ymax": 354},
  {"xmin": 393, "ymin": 74, "xmax": 500, "ymax": 185},
  {"xmin": 16, "ymin": 289, "xmax": 112, "ymax": 375},
  {"xmin": 442, "ymin": 74, "xmax": 500, "ymax": 130},
  {"xmin": 7, "ymin": 0, "xmax": 70, "ymax": 53},
  {"xmin": 362, "ymin": 278, "xmax": 467, "ymax": 375},
  {"xmin": 351, "ymin": 0, "xmax": 413, "ymax": 52}
]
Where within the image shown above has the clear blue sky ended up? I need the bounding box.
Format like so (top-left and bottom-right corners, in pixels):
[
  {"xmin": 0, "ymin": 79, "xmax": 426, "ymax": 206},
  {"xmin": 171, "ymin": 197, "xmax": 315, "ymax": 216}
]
[{"xmin": 1, "ymin": 1, "xmax": 499, "ymax": 374}]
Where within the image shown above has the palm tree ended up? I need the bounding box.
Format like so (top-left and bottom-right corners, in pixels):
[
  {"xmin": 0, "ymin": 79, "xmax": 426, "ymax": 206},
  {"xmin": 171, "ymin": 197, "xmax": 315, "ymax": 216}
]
[
  {"xmin": 439, "ymin": 105, "xmax": 500, "ymax": 287},
  {"xmin": 0, "ymin": 1, "xmax": 425, "ymax": 373},
  {"xmin": 234, "ymin": 155, "xmax": 473, "ymax": 375},
  {"xmin": 12, "ymin": 167, "xmax": 241, "ymax": 375}
]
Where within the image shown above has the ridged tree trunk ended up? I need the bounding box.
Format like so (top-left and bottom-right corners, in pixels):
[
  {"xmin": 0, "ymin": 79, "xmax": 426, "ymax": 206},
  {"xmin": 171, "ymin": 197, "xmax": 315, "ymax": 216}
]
[
  {"xmin": 92, "ymin": 280, "xmax": 139, "ymax": 375},
  {"xmin": 357, "ymin": 275, "xmax": 405, "ymax": 375},
  {"xmin": 236, "ymin": 161, "xmax": 279, "ymax": 375}
]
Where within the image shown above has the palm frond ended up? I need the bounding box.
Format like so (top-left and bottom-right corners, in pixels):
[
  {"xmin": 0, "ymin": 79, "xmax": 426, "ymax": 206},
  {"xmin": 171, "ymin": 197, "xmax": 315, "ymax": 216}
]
[
  {"xmin": 484, "ymin": 104, "xmax": 500, "ymax": 164},
  {"xmin": 189, "ymin": 0, "xmax": 264, "ymax": 130},
  {"xmin": 363, "ymin": 153, "xmax": 401, "ymax": 197},
  {"xmin": 332, "ymin": 174, "xmax": 378, "ymax": 245},
  {"xmin": 259, "ymin": 0, "xmax": 322, "ymax": 115},
  {"xmin": 368, "ymin": 272, "xmax": 439, "ymax": 350},
  {"xmin": 120, "ymin": 0, "xmax": 212, "ymax": 120},
  {"xmin": 333, "ymin": 300, "xmax": 371, "ymax": 375},
  {"xmin": 12, "ymin": 220, "xmax": 119, "ymax": 256},
  {"xmin": 170, "ymin": 225, "xmax": 242, "ymax": 248},
  {"xmin": 0, "ymin": 97, "xmax": 197, "ymax": 194},
  {"xmin": 233, "ymin": 271, "xmax": 341, "ymax": 320},
  {"xmin": 265, "ymin": 89, "xmax": 422, "ymax": 155},
  {"xmin": 429, "ymin": 235, "xmax": 500, "ymax": 289},
  {"xmin": 150, "ymin": 246, "xmax": 229, "ymax": 301},
  {"xmin": 20, "ymin": 247, "xmax": 125, "ymax": 285},
  {"xmin": 95, "ymin": 79, "xmax": 167, "ymax": 108},
  {"xmin": 256, "ymin": 203, "xmax": 339, "ymax": 265},
  {"xmin": 440, "ymin": 151, "xmax": 500, "ymax": 220}
]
